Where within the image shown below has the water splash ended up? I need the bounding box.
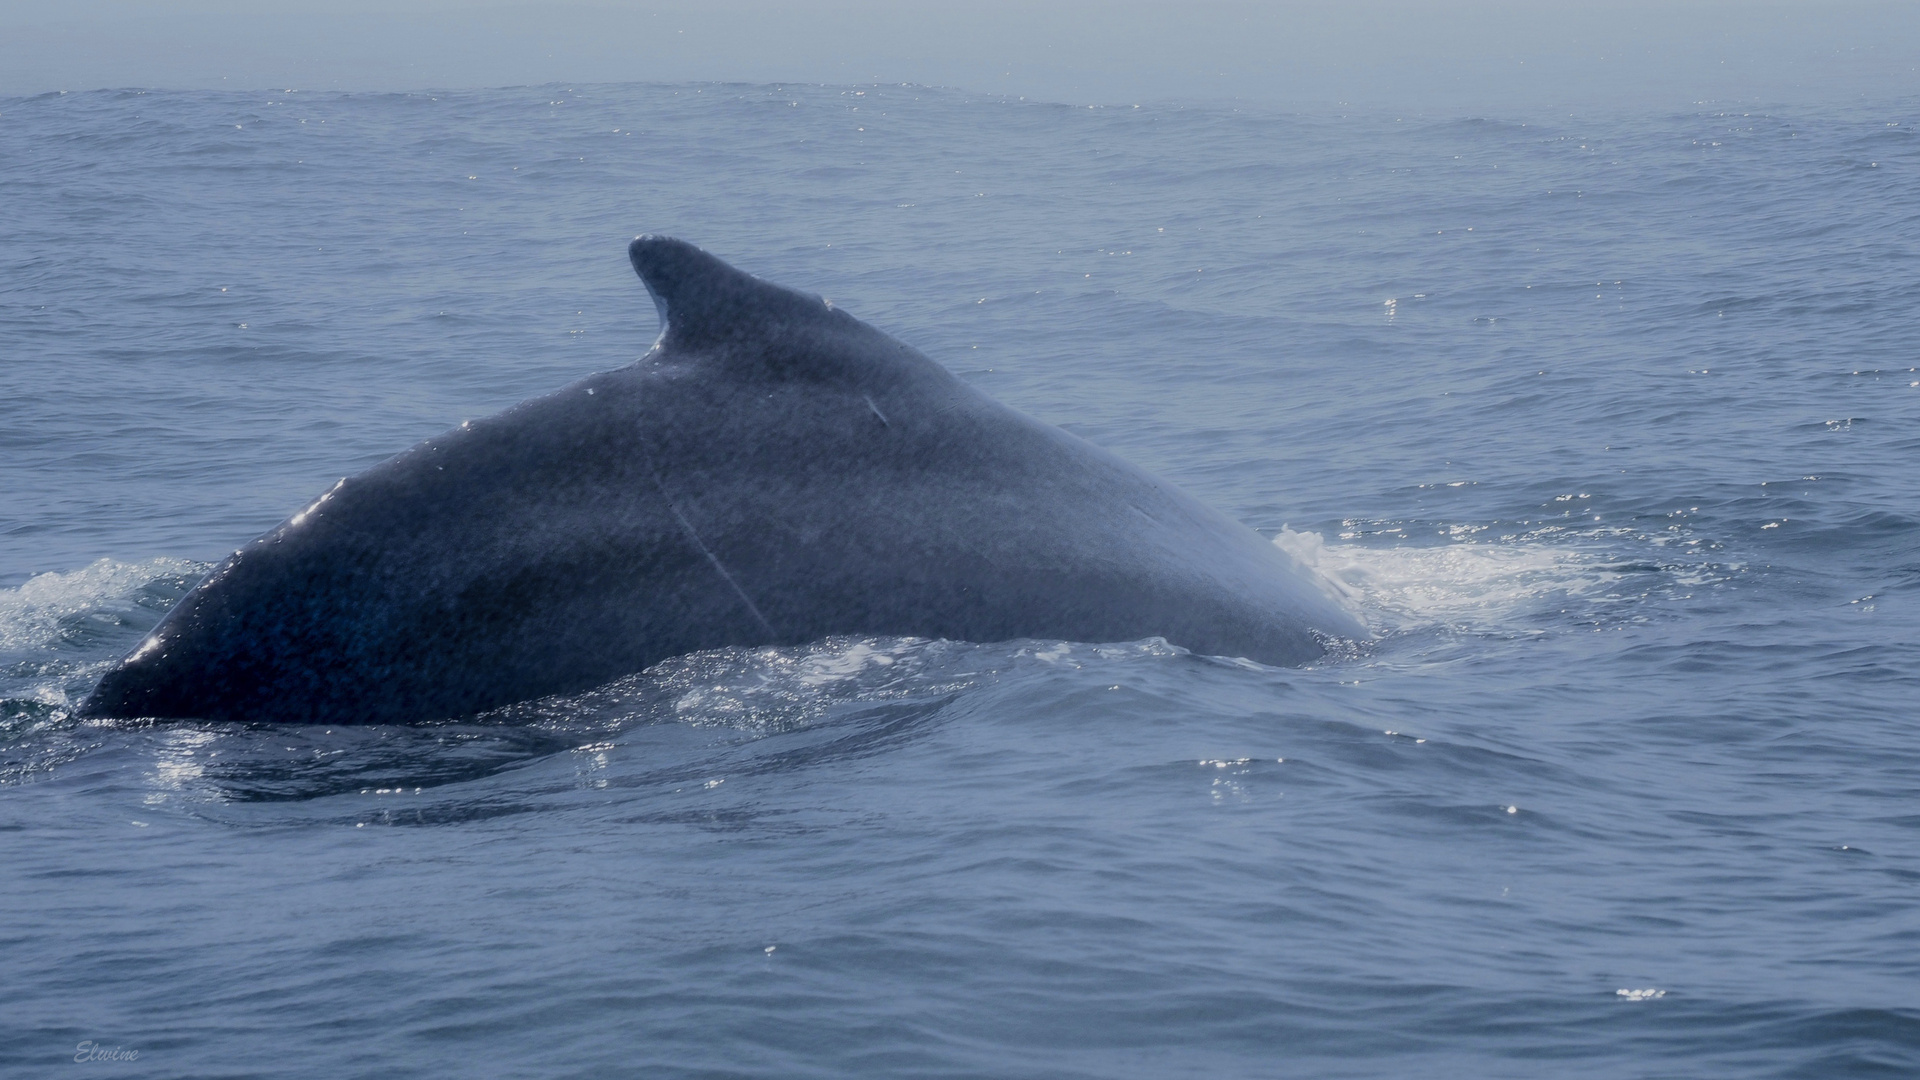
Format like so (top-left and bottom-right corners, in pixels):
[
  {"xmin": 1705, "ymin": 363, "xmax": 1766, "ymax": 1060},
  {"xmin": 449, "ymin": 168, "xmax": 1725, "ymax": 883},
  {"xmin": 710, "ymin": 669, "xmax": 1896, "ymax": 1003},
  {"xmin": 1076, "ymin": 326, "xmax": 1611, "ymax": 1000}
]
[
  {"xmin": 1273, "ymin": 526, "xmax": 1720, "ymax": 632},
  {"xmin": 0, "ymin": 557, "xmax": 203, "ymax": 654},
  {"xmin": 545, "ymin": 636, "xmax": 989, "ymax": 734},
  {"xmin": 0, "ymin": 557, "xmax": 205, "ymax": 716}
]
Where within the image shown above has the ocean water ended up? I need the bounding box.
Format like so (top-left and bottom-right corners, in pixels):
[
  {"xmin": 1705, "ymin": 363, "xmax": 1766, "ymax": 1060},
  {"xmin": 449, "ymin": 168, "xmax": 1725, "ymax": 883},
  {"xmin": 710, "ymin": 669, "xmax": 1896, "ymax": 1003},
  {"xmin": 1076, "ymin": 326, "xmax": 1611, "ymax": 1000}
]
[{"xmin": 2, "ymin": 83, "xmax": 1917, "ymax": 1077}]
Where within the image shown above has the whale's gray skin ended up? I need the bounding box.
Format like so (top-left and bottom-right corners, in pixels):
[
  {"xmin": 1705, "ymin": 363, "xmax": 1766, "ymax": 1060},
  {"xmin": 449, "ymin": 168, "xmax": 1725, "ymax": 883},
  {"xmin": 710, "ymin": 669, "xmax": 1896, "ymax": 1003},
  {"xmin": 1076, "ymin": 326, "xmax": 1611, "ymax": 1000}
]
[{"xmin": 80, "ymin": 236, "xmax": 1364, "ymax": 724}]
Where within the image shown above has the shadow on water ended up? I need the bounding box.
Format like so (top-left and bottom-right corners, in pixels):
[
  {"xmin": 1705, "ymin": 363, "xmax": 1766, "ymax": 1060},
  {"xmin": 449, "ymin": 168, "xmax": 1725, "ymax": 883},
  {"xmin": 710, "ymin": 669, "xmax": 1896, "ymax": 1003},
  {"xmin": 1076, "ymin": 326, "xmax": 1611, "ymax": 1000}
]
[
  {"xmin": 171, "ymin": 722, "xmax": 584, "ymax": 803},
  {"xmin": 0, "ymin": 520, "xmax": 1733, "ymax": 818},
  {"xmin": 335, "ymin": 694, "xmax": 964, "ymax": 830},
  {"xmin": 607, "ymin": 692, "xmax": 963, "ymax": 792},
  {"xmin": 4, "ymin": 636, "xmax": 995, "ymax": 822},
  {"xmin": 0, "ymin": 525, "xmax": 1743, "ymax": 820},
  {"xmin": 195, "ymin": 688, "xmax": 957, "ymax": 812}
]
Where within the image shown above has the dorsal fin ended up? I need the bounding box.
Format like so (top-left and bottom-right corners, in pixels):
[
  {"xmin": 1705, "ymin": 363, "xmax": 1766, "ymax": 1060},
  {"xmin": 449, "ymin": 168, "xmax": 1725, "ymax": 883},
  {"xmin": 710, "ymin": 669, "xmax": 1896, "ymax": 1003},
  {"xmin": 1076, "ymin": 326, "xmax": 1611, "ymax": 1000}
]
[{"xmin": 628, "ymin": 235, "xmax": 836, "ymax": 346}]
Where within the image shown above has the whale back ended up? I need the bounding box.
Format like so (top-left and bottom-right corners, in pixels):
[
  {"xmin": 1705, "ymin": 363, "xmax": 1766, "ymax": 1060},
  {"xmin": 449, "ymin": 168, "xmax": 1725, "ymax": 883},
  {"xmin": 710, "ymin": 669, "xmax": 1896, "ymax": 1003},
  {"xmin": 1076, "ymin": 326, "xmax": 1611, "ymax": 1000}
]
[{"xmin": 80, "ymin": 238, "xmax": 1362, "ymax": 724}]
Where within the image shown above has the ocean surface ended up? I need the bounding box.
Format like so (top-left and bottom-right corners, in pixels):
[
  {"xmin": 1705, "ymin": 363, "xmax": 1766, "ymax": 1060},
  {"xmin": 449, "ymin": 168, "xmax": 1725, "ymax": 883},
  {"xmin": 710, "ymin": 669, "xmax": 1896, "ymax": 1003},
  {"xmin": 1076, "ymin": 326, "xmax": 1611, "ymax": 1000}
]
[{"xmin": 2, "ymin": 83, "xmax": 1917, "ymax": 1078}]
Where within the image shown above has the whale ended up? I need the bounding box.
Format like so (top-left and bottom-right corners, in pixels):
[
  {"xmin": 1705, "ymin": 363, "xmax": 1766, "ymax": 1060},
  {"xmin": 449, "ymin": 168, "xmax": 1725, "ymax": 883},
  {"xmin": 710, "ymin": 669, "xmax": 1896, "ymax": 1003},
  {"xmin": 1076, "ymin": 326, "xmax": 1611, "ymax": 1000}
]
[{"xmin": 79, "ymin": 236, "xmax": 1365, "ymax": 725}]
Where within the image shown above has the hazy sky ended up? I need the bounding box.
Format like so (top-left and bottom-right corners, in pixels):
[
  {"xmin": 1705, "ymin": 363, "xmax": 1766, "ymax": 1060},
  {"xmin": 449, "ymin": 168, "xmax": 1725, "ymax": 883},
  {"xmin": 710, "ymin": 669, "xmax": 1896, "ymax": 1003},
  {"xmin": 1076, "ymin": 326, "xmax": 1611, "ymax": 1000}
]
[{"xmin": 2, "ymin": 1, "xmax": 1916, "ymax": 109}]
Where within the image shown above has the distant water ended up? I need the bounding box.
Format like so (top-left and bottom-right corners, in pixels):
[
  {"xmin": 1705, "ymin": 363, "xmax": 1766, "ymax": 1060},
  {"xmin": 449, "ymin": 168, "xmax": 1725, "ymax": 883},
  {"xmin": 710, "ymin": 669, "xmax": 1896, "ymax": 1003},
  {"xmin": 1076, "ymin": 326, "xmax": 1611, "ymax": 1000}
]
[{"xmin": 3, "ymin": 84, "xmax": 1917, "ymax": 1078}]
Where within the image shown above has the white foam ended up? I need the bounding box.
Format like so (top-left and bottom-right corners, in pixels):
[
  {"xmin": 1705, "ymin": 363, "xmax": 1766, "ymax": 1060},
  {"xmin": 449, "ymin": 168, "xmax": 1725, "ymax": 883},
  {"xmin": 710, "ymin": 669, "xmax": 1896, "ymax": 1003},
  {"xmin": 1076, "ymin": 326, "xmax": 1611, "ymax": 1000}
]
[
  {"xmin": 0, "ymin": 557, "xmax": 205, "ymax": 653},
  {"xmin": 1273, "ymin": 528, "xmax": 1633, "ymax": 631},
  {"xmin": 793, "ymin": 640, "xmax": 899, "ymax": 688},
  {"xmin": 644, "ymin": 636, "xmax": 974, "ymax": 732}
]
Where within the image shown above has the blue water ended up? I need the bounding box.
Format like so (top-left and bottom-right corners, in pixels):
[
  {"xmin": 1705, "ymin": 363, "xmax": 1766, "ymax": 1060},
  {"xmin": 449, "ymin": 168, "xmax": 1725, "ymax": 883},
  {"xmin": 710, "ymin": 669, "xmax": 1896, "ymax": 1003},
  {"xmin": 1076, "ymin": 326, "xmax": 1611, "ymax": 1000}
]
[{"xmin": 3, "ymin": 84, "xmax": 1918, "ymax": 1077}]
